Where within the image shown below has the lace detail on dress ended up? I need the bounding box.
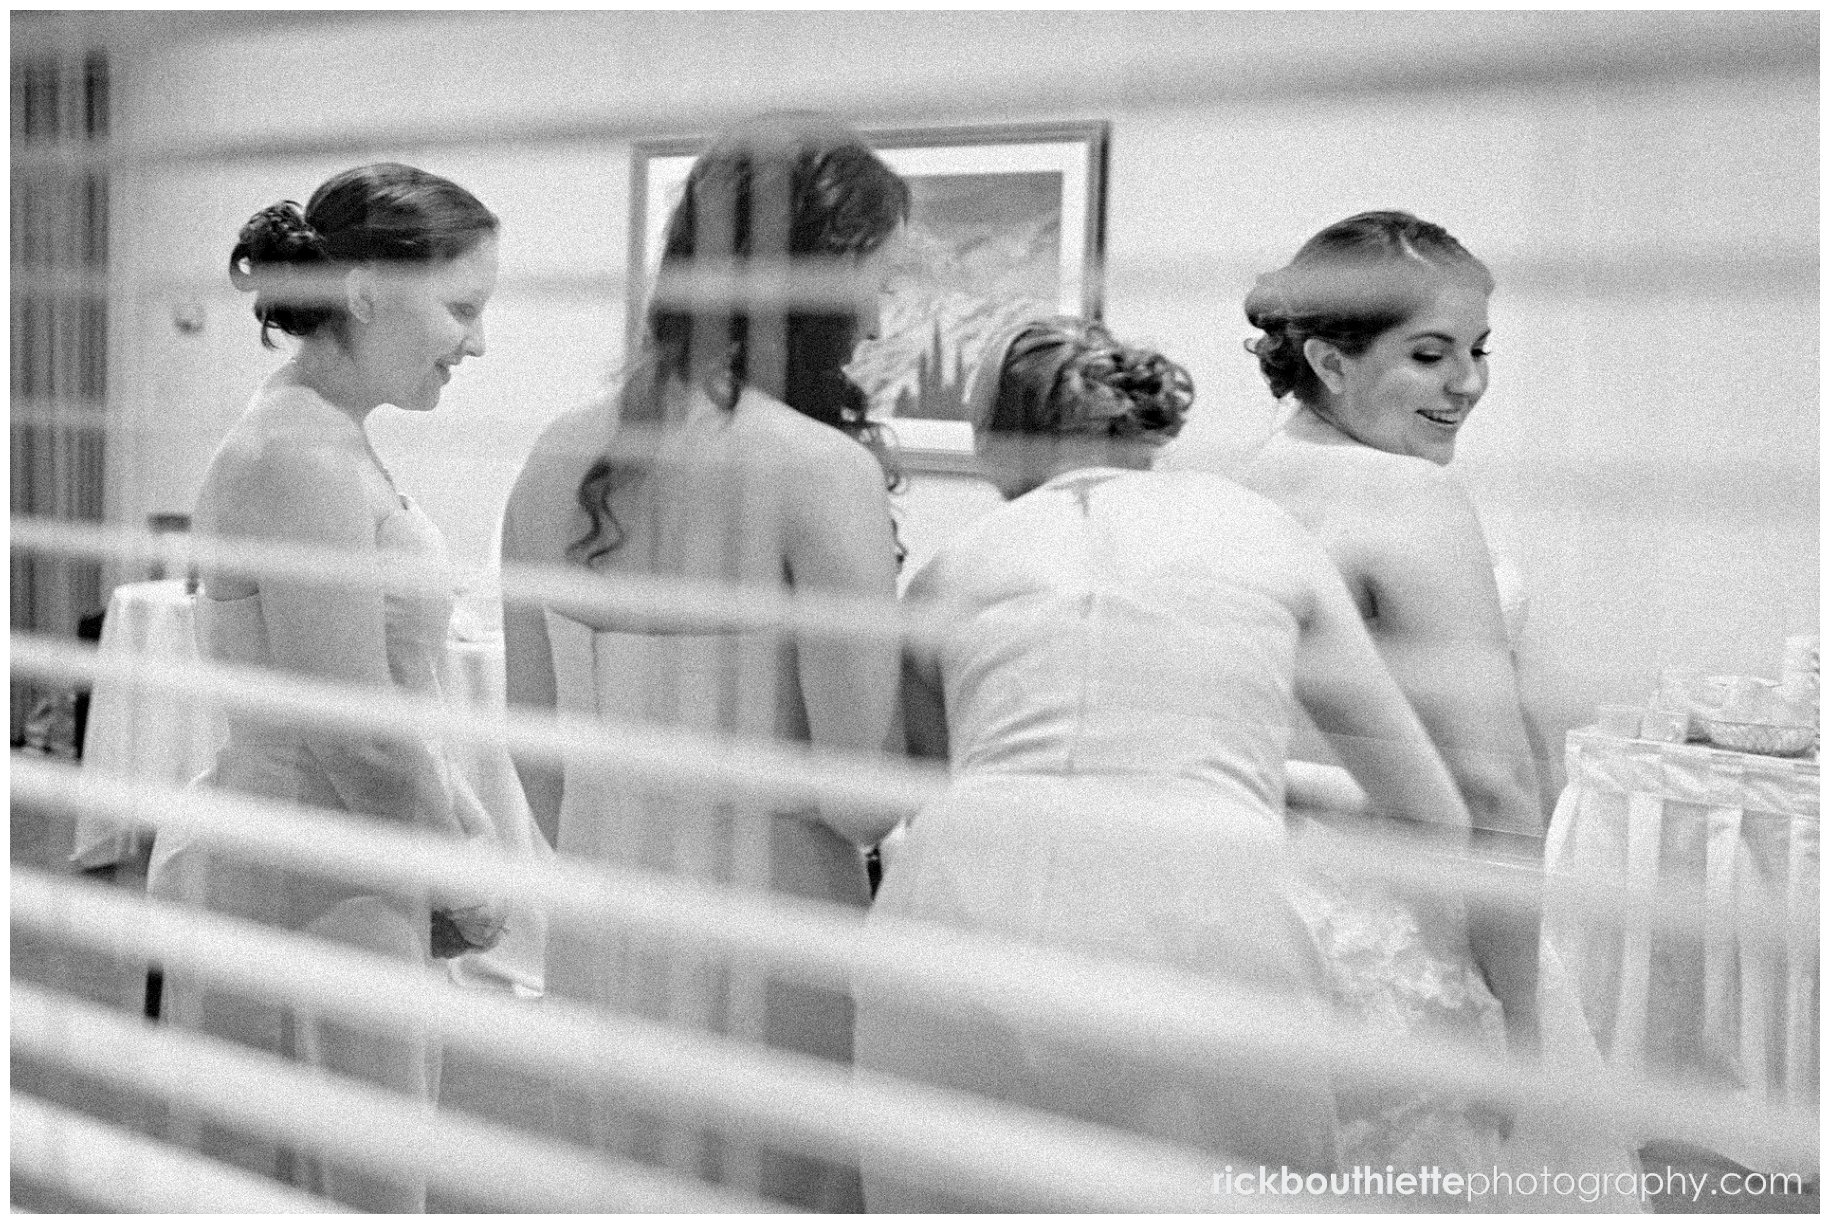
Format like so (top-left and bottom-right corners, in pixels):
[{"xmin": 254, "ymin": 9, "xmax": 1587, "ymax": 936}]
[
  {"xmin": 1288, "ymin": 858, "xmax": 1509, "ymax": 1199},
  {"xmin": 1293, "ymin": 874, "xmax": 1501, "ymax": 1027}
]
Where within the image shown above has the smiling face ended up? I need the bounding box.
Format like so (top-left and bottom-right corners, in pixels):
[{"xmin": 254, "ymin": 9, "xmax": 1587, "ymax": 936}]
[
  {"xmin": 1311, "ymin": 278, "xmax": 1491, "ymax": 465},
  {"xmin": 353, "ymin": 234, "xmax": 499, "ymax": 412}
]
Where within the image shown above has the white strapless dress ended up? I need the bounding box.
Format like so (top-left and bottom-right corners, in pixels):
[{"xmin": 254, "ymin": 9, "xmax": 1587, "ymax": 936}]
[
  {"xmin": 538, "ymin": 609, "xmax": 871, "ymax": 1211},
  {"xmin": 146, "ymin": 496, "xmax": 549, "ymax": 1209}
]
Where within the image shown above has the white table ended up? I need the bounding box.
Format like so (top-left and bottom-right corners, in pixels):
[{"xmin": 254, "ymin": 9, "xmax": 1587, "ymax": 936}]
[
  {"xmin": 1543, "ymin": 727, "xmax": 1817, "ymax": 1175},
  {"xmin": 73, "ymin": 580, "xmax": 224, "ymax": 870},
  {"xmin": 72, "ymin": 579, "xmax": 548, "ymax": 995}
]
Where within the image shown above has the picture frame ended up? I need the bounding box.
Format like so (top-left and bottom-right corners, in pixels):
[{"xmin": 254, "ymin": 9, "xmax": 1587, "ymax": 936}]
[{"xmin": 628, "ymin": 121, "xmax": 1110, "ymax": 473}]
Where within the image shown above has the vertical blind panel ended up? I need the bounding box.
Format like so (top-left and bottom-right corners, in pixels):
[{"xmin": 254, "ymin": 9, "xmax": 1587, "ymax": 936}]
[{"xmin": 10, "ymin": 50, "xmax": 108, "ymax": 668}]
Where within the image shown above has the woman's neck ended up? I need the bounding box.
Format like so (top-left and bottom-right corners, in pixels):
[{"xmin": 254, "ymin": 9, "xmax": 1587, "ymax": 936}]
[
  {"xmin": 1044, "ymin": 438, "xmax": 1152, "ymax": 481},
  {"xmin": 281, "ymin": 339, "xmax": 378, "ymax": 425},
  {"xmin": 989, "ymin": 435, "xmax": 1154, "ymax": 499},
  {"xmin": 1283, "ymin": 403, "xmax": 1359, "ymax": 447}
]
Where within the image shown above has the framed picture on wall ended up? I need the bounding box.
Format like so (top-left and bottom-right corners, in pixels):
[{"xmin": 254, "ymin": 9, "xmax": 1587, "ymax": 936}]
[{"xmin": 629, "ymin": 121, "xmax": 1110, "ymax": 472}]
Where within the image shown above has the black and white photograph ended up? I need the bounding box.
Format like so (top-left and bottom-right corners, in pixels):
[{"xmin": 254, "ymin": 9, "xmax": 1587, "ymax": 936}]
[{"xmin": 9, "ymin": 8, "xmax": 1818, "ymax": 1215}]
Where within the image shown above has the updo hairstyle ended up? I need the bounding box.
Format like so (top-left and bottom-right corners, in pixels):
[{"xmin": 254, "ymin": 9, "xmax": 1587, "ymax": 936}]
[
  {"xmin": 980, "ymin": 317, "xmax": 1193, "ymax": 444},
  {"xmin": 1243, "ymin": 210, "xmax": 1491, "ymax": 406},
  {"xmin": 229, "ymin": 162, "xmax": 499, "ymax": 349}
]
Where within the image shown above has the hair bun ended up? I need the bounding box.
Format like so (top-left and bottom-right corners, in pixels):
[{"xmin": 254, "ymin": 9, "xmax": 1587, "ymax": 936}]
[
  {"xmin": 229, "ymin": 200, "xmax": 328, "ymax": 290},
  {"xmin": 1064, "ymin": 337, "xmax": 1193, "ymax": 440}
]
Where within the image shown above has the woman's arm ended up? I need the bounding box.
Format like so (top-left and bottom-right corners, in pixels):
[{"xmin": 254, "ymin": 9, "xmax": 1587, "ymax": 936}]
[
  {"xmin": 1291, "ymin": 546, "xmax": 1471, "ymax": 838},
  {"xmin": 1290, "ymin": 542, "xmax": 1554, "ymax": 1057},
  {"xmin": 897, "ymin": 552, "xmax": 951, "ymax": 763},
  {"xmin": 1364, "ymin": 473, "xmax": 1543, "ymax": 842},
  {"xmin": 498, "ymin": 479, "xmax": 565, "ymax": 850},
  {"xmin": 224, "ymin": 443, "xmax": 460, "ymax": 838},
  {"xmin": 784, "ymin": 441, "xmax": 902, "ymax": 846},
  {"xmin": 1339, "ymin": 472, "xmax": 1551, "ymax": 1046},
  {"xmin": 1361, "ymin": 471, "xmax": 1543, "ymax": 1050}
]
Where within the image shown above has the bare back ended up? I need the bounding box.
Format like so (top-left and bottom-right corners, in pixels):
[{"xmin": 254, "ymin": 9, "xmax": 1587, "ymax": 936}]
[
  {"xmin": 504, "ymin": 386, "xmax": 880, "ymax": 628},
  {"xmin": 501, "ymin": 382, "xmax": 902, "ymax": 847},
  {"xmin": 1234, "ymin": 413, "xmax": 1542, "ymax": 840},
  {"xmin": 1231, "ymin": 418, "xmax": 1483, "ymax": 631}
]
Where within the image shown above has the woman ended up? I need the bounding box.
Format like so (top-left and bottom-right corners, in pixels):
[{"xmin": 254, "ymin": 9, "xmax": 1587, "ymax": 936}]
[
  {"xmin": 147, "ymin": 163, "xmax": 508, "ymax": 1212},
  {"xmin": 855, "ymin": 317, "xmax": 1478, "ymax": 1212},
  {"xmin": 500, "ymin": 112, "xmax": 907, "ymax": 1210},
  {"xmin": 1232, "ymin": 211, "xmax": 1546, "ymax": 1177}
]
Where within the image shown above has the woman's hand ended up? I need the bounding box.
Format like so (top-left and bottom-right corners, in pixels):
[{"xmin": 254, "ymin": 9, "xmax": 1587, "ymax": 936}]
[
  {"xmin": 425, "ymin": 781, "xmax": 509, "ymax": 948},
  {"xmin": 430, "ymin": 901, "xmax": 509, "ymax": 958}
]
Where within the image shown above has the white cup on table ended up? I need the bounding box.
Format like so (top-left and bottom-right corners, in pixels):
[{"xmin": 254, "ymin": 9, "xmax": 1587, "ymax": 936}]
[{"xmin": 1595, "ymin": 703, "xmax": 1645, "ymax": 738}]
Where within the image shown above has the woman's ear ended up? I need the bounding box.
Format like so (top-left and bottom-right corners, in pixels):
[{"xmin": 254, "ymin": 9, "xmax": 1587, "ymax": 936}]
[
  {"xmin": 343, "ymin": 267, "xmax": 376, "ymax": 326},
  {"xmin": 1302, "ymin": 337, "xmax": 1348, "ymax": 397}
]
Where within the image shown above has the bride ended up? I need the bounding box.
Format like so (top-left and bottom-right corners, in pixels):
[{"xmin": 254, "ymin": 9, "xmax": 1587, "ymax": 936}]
[{"xmin": 1232, "ymin": 210, "xmax": 1639, "ymax": 1208}]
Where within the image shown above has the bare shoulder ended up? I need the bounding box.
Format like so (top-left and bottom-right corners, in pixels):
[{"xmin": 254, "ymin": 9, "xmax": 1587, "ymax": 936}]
[
  {"xmin": 511, "ymin": 404, "xmax": 608, "ymax": 501},
  {"xmin": 503, "ymin": 402, "xmax": 609, "ymax": 561},
  {"xmin": 201, "ymin": 416, "xmax": 372, "ymax": 544},
  {"xmin": 1349, "ymin": 449, "xmax": 1477, "ymax": 527},
  {"xmin": 211, "ymin": 398, "xmax": 363, "ymax": 502},
  {"xmin": 1255, "ymin": 432, "xmax": 1475, "ymax": 534},
  {"xmin": 737, "ymin": 391, "xmax": 889, "ymax": 503},
  {"xmin": 1325, "ymin": 456, "xmax": 1489, "ymax": 590},
  {"xmin": 740, "ymin": 393, "xmax": 878, "ymax": 463}
]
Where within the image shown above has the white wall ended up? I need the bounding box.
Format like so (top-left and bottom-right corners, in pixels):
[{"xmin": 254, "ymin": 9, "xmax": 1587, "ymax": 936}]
[{"xmin": 101, "ymin": 11, "xmax": 1817, "ymax": 794}]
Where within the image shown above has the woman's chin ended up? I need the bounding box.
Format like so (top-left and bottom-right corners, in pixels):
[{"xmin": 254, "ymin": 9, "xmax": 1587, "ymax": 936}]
[{"xmin": 1414, "ymin": 435, "xmax": 1457, "ymax": 465}]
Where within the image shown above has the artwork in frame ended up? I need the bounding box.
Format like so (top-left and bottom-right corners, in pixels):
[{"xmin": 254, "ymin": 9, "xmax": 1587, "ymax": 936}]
[{"xmin": 628, "ymin": 122, "xmax": 1110, "ymax": 472}]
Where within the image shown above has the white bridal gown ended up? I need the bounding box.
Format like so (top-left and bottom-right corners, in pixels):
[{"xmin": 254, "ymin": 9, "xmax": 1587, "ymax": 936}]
[{"xmin": 1284, "ymin": 534, "xmax": 1643, "ymax": 1212}]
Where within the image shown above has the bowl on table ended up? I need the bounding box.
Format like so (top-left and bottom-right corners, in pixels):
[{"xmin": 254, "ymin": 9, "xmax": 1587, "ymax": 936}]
[{"xmin": 1702, "ymin": 717, "xmax": 1816, "ymax": 758}]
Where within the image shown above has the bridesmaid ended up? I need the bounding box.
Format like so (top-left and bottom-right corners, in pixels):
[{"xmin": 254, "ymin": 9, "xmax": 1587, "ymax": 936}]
[
  {"xmin": 152, "ymin": 163, "xmax": 506, "ymax": 1211},
  {"xmin": 500, "ymin": 111, "xmax": 908, "ymax": 1209}
]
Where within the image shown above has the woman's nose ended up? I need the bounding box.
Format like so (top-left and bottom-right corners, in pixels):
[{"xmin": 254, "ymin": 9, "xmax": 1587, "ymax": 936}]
[
  {"xmin": 1447, "ymin": 355, "xmax": 1484, "ymax": 397},
  {"xmin": 464, "ymin": 320, "xmax": 486, "ymax": 358}
]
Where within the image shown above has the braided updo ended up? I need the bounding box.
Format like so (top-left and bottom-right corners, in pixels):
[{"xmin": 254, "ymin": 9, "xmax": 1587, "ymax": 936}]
[
  {"xmin": 1243, "ymin": 210, "xmax": 1491, "ymax": 406},
  {"xmin": 982, "ymin": 316, "xmax": 1193, "ymax": 443},
  {"xmin": 228, "ymin": 201, "xmax": 334, "ymax": 344},
  {"xmin": 229, "ymin": 163, "xmax": 498, "ymax": 349}
]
